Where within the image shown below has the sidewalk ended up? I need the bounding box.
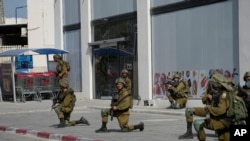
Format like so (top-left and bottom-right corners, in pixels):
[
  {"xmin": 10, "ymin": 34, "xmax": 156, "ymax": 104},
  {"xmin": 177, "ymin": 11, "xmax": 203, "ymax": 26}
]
[{"xmin": 0, "ymin": 99, "xmax": 202, "ymax": 141}]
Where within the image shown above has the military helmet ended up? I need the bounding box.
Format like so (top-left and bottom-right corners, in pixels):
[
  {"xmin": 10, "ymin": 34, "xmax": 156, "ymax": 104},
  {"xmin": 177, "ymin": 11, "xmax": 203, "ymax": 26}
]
[
  {"xmin": 209, "ymin": 72, "xmax": 233, "ymax": 91},
  {"xmin": 53, "ymin": 54, "xmax": 62, "ymax": 59},
  {"xmin": 243, "ymin": 71, "xmax": 250, "ymax": 81},
  {"xmin": 172, "ymin": 73, "xmax": 181, "ymax": 80},
  {"xmin": 121, "ymin": 69, "xmax": 129, "ymax": 74},
  {"xmin": 115, "ymin": 77, "xmax": 126, "ymax": 86}
]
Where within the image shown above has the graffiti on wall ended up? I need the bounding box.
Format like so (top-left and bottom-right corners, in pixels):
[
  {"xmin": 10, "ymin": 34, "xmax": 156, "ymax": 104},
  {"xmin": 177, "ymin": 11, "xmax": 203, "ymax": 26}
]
[{"xmin": 153, "ymin": 68, "xmax": 239, "ymax": 99}]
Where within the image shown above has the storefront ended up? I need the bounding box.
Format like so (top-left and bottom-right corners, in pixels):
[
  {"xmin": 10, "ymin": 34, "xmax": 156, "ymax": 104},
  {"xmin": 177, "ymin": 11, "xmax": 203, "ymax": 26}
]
[
  {"xmin": 54, "ymin": 0, "xmax": 250, "ymax": 104},
  {"xmin": 89, "ymin": 38, "xmax": 134, "ymax": 99}
]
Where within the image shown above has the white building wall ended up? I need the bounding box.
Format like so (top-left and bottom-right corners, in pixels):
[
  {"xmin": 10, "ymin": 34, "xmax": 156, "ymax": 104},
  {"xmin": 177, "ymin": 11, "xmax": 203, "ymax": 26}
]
[
  {"xmin": 239, "ymin": 0, "xmax": 250, "ymax": 85},
  {"xmin": 27, "ymin": 0, "xmax": 55, "ymax": 72},
  {"xmin": 52, "ymin": 0, "xmax": 250, "ymax": 103}
]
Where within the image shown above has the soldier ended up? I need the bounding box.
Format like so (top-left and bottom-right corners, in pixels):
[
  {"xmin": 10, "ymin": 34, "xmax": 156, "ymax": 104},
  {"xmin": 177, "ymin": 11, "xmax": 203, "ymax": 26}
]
[
  {"xmin": 178, "ymin": 89, "xmax": 211, "ymax": 139},
  {"xmin": 51, "ymin": 81, "xmax": 90, "ymax": 128},
  {"xmin": 178, "ymin": 71, "xmax": 230, "ymax": 139},
  {"xmin": 193, "ymin": 72, "xmax": 233, "ymax": 141},
  {"xmin": 95, "ymin": 78, "xmax": 144, "ymax": 133},
  {"xmin": 239, "ymin": 71, "xmax": 250, "ymax": 125},
  {"xmin": 53, "ymin": 54, "xmax": 69, "ymax": 88},
  {"xmin": 165, "ymin": 73, "xmax": 189, "ymax": 109},
  {"xmin": 121, "ymin": 69, "xmax": 132, "ymax": 94}
]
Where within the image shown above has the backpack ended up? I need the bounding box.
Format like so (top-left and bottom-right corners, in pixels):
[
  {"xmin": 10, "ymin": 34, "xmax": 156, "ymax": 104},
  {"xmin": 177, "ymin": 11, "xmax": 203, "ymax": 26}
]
[
  {"xmin": 226, "ymin": 92, "xmax": 248, "ymax": 124},
  {"xmin": 63, "ymin": 61, "xmax": 70, "ymax": 71}
]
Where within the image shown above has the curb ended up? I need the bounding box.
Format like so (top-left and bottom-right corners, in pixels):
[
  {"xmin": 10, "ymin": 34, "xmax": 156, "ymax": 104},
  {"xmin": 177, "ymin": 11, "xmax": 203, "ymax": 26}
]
[{"xmin": 0, "ymin": 125, "xmax": 103, "ymax": 141}]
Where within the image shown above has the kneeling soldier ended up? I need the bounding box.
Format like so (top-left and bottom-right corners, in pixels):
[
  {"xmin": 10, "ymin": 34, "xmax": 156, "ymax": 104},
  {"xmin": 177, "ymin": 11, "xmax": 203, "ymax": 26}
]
[
  {"xmin": 95, "ymin": 78, "xmax": 144, "ymax": 133},
  {"xmin": 52, "ymin": 81, "xmax": 90, "ymax": 128}
]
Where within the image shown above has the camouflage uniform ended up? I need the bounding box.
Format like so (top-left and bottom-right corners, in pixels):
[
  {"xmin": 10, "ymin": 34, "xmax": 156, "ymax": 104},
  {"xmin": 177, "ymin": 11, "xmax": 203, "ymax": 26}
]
[
  {"xmin": 121, "ymin": 69, "xmax": 133, "ymax": 108},
  {"xmin": 239, "ymin": 71, "xmax": 250, "ymax": 125},
  {"xmin": 166, "ymin": 73, "xmax": 189, "ymax": 109},
  {"xmin": 53, "ymin": 81, "xmax": 89, "ymax": 128},
  {"xmin": 53, "ymin": 54, "xmax": 69, "ymax": 88},
  {"xmin": 193, "ymin": 73, "xmax": 233, "ymax": 141},
  {"xmin": 121, "ymin": 69, "xmax": 132, "ymax": 94},
  {"xmin": 95, "ymin": 78, "xmax": 144, "ymax": 133}
]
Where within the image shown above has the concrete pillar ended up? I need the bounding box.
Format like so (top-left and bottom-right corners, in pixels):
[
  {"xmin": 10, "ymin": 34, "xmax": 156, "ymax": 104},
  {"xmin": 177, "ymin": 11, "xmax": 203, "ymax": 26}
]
[
  {"xmin": 238, "ymin": 0, "xmax": 250, "ymax": 85},
  {"xmin": 54, "ymin": 0, "xmax": 64, "ymax": 50},
  {"xmin": 137, "ymin": 0, "xmax": 152, "ymax": 100},
  {"xmin": 80, "ymin": 0, "xmax": 93, "ymax": 99}
]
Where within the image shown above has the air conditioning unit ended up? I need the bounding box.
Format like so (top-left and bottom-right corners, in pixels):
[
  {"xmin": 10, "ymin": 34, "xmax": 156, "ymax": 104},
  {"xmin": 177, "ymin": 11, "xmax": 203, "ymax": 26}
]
[{"xmin": 21, "ymin": 27, "xmax": 27, "ymax": 37}]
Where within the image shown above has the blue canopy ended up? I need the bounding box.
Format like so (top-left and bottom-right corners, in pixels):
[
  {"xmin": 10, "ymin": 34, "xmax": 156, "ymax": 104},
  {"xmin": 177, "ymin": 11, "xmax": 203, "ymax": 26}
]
[
  {"xmin": 94, "ymin": 47, "xmax": 133, "ymax": 56},
  {"xmin": 0, "ymin": 48, "xmax": 69, "ymax": 57},
  {"xmin": 0, "ymin": 48, "xmax": 69, "ymax": 103}
]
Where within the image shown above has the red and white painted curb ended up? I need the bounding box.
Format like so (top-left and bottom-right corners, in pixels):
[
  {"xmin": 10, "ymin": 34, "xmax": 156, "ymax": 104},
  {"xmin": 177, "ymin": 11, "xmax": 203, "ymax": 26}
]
[{"xmin": 0, "ymin": 125, "xmax": 103, "ymax": 141}]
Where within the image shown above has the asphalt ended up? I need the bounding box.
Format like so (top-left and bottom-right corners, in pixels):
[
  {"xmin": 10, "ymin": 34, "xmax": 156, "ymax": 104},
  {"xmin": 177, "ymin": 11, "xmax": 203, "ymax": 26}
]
[{"xmin": 0, "ymin": 98, "xmax": 201, "ymax": 141}]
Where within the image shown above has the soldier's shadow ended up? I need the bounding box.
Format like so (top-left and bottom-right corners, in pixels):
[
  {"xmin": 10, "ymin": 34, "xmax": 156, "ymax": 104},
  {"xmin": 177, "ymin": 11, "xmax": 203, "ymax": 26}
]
[
  {"xmin": 49, "ymin": 124, "xmax": 58, "ymax": 128},
  {"xmin": 49, "ymin": 124, "xmax": 89, "ymax": 128},
  {"xmin": 107, "ymin": 129, "xmax": 140, "ymax": 133},
  {"xmin": 193, "ymin": 133, "xmax": 218, "ymax": 138}
]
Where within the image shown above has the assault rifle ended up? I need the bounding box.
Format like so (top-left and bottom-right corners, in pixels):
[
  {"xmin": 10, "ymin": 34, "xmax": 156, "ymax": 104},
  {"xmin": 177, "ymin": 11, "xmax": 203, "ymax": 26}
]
[
  {"xmin": 164, "ymin": 79, "xmax": 179, "ymax": 88},
  {"xmin": 164, "ymin": 79, "xmax": 175, "ymax": 85},
  {"xmin": 110, "ymin": 94, "xmax": 118, "ymax": 121},
  {"xmin": 110, "ymin": 93, "xmax": 132, "ymax": 121},
  {"xmin": 51, "ymin": 91, "xmax": 63, "ymax": 111},
  {"xmin": 51, "ymin": 97, "xmax": 58, "ymax": 111}
]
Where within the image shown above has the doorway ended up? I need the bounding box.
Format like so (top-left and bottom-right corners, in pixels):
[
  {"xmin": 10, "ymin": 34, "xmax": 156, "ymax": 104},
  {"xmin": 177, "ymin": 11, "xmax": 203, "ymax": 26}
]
[{"xmin": 89, "ymin": 38, "xmax": 135, "ymax": 99}]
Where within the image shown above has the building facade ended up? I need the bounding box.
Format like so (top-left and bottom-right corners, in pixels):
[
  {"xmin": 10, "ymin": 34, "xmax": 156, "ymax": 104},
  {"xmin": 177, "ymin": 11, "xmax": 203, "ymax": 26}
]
[{"xmin": 54, "ymin": 0, "xmax": 250, "ymax": 104}]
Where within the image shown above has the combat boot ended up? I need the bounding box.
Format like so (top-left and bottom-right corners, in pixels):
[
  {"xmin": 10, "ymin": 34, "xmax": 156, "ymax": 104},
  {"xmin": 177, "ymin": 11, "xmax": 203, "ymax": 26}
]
[
  {"xmin": 95, "ymin": 122, "xmax": 109, "ymax": 133},
  {"xmin": 134, "ymin": 122, "xmax": 144, "ymax": 131},
  {"xmin": 57, "ymin": 118, "xmax": 66, "ymax": 128},
  {"xmin": 178, "ymin": 122, "xmax": 193, "ymax": 139},
  {"xmin": 167, "ymin": 101, "xmax": 175, "ymax": 109},
  {"xmin": 76, "ymin": 116, "xmax": 90, "ymax": 125}
]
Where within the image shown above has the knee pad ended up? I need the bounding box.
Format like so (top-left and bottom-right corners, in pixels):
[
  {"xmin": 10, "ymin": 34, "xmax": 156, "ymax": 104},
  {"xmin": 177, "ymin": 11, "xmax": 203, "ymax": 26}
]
[
  {"xmin": 166, "ymin": 91, "xmax": 171, "ymax": 97},
  {"xmin": 54, "ymin": 106, "xmax": 61, "ymax": 114},
  {"xmin": 193, "ymin": 119, "xmax": 205, "ymax": 132},
  {"xmin": 101, "ymin": 109, "xmax": 109, "ymax": 117},
  {"xmin": 175, "ymin": 102, "xmax": 180, "ymax": 108},
  {"xmin": 185, "ymin": 108, "xmax": 195, "ymax": 117}
]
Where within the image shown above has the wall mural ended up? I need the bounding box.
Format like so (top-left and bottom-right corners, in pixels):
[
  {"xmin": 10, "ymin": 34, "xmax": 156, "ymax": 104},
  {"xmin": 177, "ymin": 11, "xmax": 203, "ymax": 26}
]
[{"xmin": 153, "ymin": 68, "xmax": 239, "ymax": 99}]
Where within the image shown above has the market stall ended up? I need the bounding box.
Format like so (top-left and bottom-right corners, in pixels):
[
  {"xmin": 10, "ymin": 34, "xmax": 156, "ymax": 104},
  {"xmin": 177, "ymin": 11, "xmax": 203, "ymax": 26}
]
[{"xmin": 0, "ymin": 48, "xmax": 69, "ymax": 102}]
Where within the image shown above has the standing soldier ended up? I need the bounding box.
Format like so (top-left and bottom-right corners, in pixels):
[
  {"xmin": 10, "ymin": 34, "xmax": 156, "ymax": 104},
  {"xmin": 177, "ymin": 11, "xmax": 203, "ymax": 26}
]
[
  {"xmin": 193, "ymin": 72, "xmax": 233, "ymax": 141},
  {"xmin": 165, "ymin": 73, "xmax": 189, "ymax": 109},
  {"xmin": 121, "ymin": 69, "xmax": 134, "ymax": 107},
  {"xmin": 51, "ymin": 81, "xmax": 90, "ymax": 128},
  {"xmin": 95, "ymin": 78, "xmax": 144, "ymax": 133},
  {"xmin": 121, "ymin": 69, "xmax": 132, "ymax": 94},
  {"xmin": 239, "ymin": 71, "xmax": 250, "ymax": 125},
  {"xmin": 53, "ymin": 54, "xmax": 69, "ymax": 88}
]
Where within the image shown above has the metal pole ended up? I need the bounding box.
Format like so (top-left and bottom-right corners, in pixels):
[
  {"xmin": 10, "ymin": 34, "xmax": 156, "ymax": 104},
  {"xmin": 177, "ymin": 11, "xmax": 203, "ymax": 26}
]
[
  {"xmin": 11, "ymin": 56, "xmax": 17, "ymax": 103},
  {"xmin": 15, "ymin": 6, "xmax": 27, "ymax": 24},
  {"xmin": 15, "ymin": 7, "xmax": 17, "ymax": 24}
]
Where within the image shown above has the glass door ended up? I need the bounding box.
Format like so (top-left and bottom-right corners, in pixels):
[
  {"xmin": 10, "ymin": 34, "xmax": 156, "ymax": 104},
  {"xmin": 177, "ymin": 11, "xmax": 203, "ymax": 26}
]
[{"xmin": 93, "ymin": 43, "xmax": 134, "ymax": 99}]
